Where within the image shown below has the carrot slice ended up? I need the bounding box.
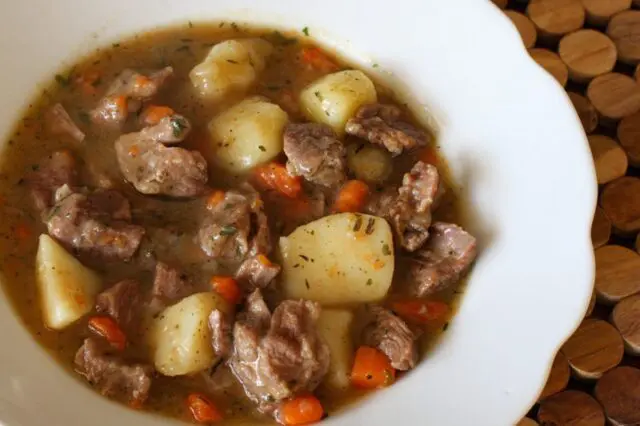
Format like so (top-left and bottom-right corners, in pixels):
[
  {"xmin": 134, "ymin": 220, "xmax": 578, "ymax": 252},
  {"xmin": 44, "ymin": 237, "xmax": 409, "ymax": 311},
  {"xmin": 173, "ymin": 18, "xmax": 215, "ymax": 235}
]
[
  {"xmin": 210, "ymin": 276, "xmax": 242, "ymax": 305},
  {"xmin": 301, "ymin": 47, "xmax": 338, "ymax": 72},
  {"xmin": 187, "ymin": 393, "xmax": 223, "ymax": 423},
  {"xmin": 391, "ymin": 300, "xmax": 450, "ymax": 325},
  {"xmin": 88, "ymin": 316, "xmax": 127, "ymax": 351},
  {"xmin": 418, "ymin": 146, "xmax": 439, "ymax": 166},
  {"xmin": 333, "ymin": 180, "xmax": 369, "ymax": 213},
  {"xmin": 127, "ymin": 144, "xmax": 140, "ymax": 158},
  {"xmin": 76, "ymin": 70, "xmax": 101, "ymax": 95},
  {"xmin": 140, "ymin": 105, "xmax": 174, "ymax": 126},
  {"xmin": 280, "ymin": 395, "xmax": 325, "ymax": 425},
  {"xmin": 134, "ymin": 75, "xmax": 152, "ymax": 90},
  {"xmin": 351, "ymin": 346, "xmax": 395, "ymax": 389},
  {"xmin": 110, "ymin": 95, "xmax": 128, "ymax": 118},
  {"xmin": 206, "ymin": 190, "xmax": 226, "ymax": 210},
  {"xmin": 253, "ymin": 162, "xmax": 302, "ymax": 199}
]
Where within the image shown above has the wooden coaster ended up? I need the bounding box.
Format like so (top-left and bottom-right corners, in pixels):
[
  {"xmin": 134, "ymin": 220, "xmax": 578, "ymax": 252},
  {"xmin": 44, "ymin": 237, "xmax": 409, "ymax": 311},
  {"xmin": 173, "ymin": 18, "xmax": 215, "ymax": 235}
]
[
  {"xmin": 537, "ymin": 390, "xmax": 605, "ymax": 426},
  {"xmin": 587, "ymin": 73, "xmax": 640, "ymax": 122},
  {"xmin": 506, "ymin": 11, "xmax": 538, "ymax": 49},
  {"xmin": 568, "ymin": 92, "xmax": 598, "ymax": 133},
  {"xmin": 492, "ymin": 0, "xmax": 508, "ymax": 9},
  {"xmin": 581, "ymin": 0, "xmax": 631, "ymax": 26},
  {"xmin": 595, "ymin": 245, "xmax": 640, "ymax": 303},
  {"xmin": 588, "ymin": 135, "xmax": 628, "ymax": 185},
  {"xmin": 539, "ymin": 351, "xmax": 571, "ymax": 400},
  {"xmin": 562, "ymin": 319, "xmax": 624, "ymax": 380},
  {"xmin": 607, "ymin": 10, "xmax": 640, "ymax": 65},
  {"xmin": 594, "ymin": 366, "xmax": 640, "ymax": 426},
  {"xmin": 559, "ymin": 30, "xmax": 617, "ymax": 83},
  {"xmin": 516, "ymin": 418, "xmax": 538, "ymax": 426},
  {"xmin": 600, "ymin": 177, "xmax": 640, "ymax": 234},
  {"xmin": 530, "ymin": 48, "xmax": 569, "ymax": 87},
  {"xmin": 527, "ymin": 0, "xmax": 586, "ymax": 38},
  {"xmin": 592, "ymin": 206, "xmax": 612, "ymax": 249},
  {"xmin": 611, "ymin": 294, "xmax": 640, "ymax": 354},
  {"xmin": 617, "ymin": 111, "xmax": 640, "ymax": 167}
]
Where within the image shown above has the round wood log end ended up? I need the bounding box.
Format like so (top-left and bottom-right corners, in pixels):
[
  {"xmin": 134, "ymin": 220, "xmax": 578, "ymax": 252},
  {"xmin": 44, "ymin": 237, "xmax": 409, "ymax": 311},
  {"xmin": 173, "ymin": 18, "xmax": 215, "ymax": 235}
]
[
  {"xmin": 531, "ymin": 48, "xmax": 569, "ymax": 87},
  {"xmin": 559, "ymin": 30, "xmax": 617, "ymax": 82},
  {"xmin": 588, "ymin": 135, "xmax": 628, "ymax": 185},
  {"xmin": 582, "ymin": 0, "xmax": 631, "ymax": 26},
  {"xmin": 594, "ymin": 366, "xmax": 640, "ymax": 426},
  {"xmin": 506, "ymin": 11, "xmax": 538, "ymax": 49},
  {"xmin": 592, "ymin": 206, "xmax": 612, "ymax": 249},
  {"xmin": 600, "ymin": 177, "xmax": 640, "ymax": 234},
  {"xmin": 569, "ymin": 92, "xmax": 598, "ymax": 133},
  {"xmin": 587, "ymin": 73, "xmax": 640, "ymax": 121},
  {"xmin": 539, "ymin": 351, "xmax": 571, "ymax": 400},
  {"xmin": 607, "ymin": 10, "xmax": 640, "ymax": 65},
  {"xmin": 527, "ymin": 0, "xmax": 586, "ymax": 38},
  {"xmin": 538, "ymin": 390, "xmax": 605, "ymax": 426},
  {"xmin": 611, "ymin": 293, "xmax": 640, "ymax": 354},
  {"xmin": 617, "ymin": 111, "xmax": 640, "ymax": 166},
  {"xmin": 595, "ymin": 245, "xmax": 640, "ymax": 303}
]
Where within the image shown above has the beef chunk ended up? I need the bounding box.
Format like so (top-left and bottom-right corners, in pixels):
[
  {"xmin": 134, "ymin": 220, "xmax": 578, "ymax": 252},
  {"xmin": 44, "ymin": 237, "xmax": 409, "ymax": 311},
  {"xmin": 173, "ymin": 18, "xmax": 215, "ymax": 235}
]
[
  {"xmin": 405, "ymin": 222, "xmax": 477, "ymax": 297},
  {"xmin": 75, "ymin": 338, "xmax": 152, "ymax": 403},
  {"xmin": 198, "ymin": 185, "xmax": 271, "ymax": 262},
  {"xmin": 45, "ymin": 103, "xmax": 85, "ymax": 142},
  {"xmin": 152, "ymin": 262, "xmax": 195, "ymax": 303},
  {"xmin": 115, "ymin": 115, "xmax": 207, "ymax": 198},
  {"xmin": 91, "ymin": 67, "xmax": 173, "ymax": 127},
  {"xmin": 27, "ymin": 151, "xmax": 78, "ymax": 213},
  {"xmin": 283, "ymin": 123, "xmax": 346, "ymax": 187},
  {"xmin": 235, "ymin": 255, "xmax": 281, "ymax": 291},
  {"xmin": 209, "ymin": 309, "xmax": 232, "ymax": 359},
  {"xmin": 362, "ymin": 305, "xmax": 417, "ymax": 371},
  {"xmin": 46, "ymin": 189, "xmax": 145, "ymax": 261},
  {"xmin": 96, "ymin": 280, "xmax": 142, "ymax": 332},
  {"xmin": 229, "ymin": 291, "xmax": 329, "ymax": 411},
  {"xmin": 345, "ymin": 103, "xmax": 429, "ymax": 156}
]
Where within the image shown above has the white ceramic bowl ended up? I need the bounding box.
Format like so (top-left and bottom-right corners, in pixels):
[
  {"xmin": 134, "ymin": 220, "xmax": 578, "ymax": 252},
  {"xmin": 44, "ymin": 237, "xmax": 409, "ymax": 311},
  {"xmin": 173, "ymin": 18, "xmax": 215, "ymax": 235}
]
[{"xmin": 0, "ymin": 0, "xmax": 596, "ymax": 425}]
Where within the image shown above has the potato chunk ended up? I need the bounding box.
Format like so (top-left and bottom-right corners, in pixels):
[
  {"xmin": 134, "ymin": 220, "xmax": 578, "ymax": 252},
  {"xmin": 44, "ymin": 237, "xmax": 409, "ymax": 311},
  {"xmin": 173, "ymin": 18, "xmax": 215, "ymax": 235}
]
[
  {"xmin": 300, "ymin": 70, "xmax": 377, "ymax": 135},
  {"xmin": 347, "ymin": 143, "xmax": 393, "ymax": 183},
  {"xmin": 317, "ymin": 309, "xmax": 355, "ymax": 390},
  {"xmin": 189, "ymin": 39, "xmax": 273, "ymax": 101},
  {"xmin": 208, "ymin": 97, "xmax": 288, "ymax": 173},
  {"xmin": 151, "ymin": 292, "xmax": 231, "ymax": 376},
  {"xmin": 279, "ymin": 213, "xmax": 394, "ymax": 305},
  {"xmin": 36, "ymin": 234, "xmax": 102, "ymax": 330}
]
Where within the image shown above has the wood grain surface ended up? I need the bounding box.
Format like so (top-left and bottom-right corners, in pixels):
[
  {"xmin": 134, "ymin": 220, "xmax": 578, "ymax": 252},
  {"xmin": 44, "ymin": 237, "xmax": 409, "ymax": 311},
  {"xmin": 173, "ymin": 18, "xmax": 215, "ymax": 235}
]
[
  {"xmin": 594, "ymin": 245, "xmax": 640, "ymax": 303},
  {"xmin": 559, "ymin": 30, "xmax": 617, "ymax": 82},
  {"xmin": 594, "ymin": 366, "xmax": 640, "ymax": 425},
  {"xmin": 537, "ymin": 390, "xmax": 605, "ymax": 426},
  {"xmin": 611, "ymin": 294, "xmax": 640, "ymax": 354}
]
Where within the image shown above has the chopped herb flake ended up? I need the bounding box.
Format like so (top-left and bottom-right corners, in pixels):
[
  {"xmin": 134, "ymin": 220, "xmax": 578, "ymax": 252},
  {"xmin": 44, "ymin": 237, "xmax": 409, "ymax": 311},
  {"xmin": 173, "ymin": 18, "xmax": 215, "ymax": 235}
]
[
  {"xmin": 231, "ymin": 22, "xmax": 240, "ymax": 31},
  {"xmin": 258, "ymin": 145, "xmax": 266, "ymax": 152},
  {"xmin": 365, "ymin": 218, "xmax": 375, "ymax": 235},
  {"xmin": 266, "ymin": 85, "xmax": 281, "ymax": 91},
  {"xmin": 352, "ymin": 215, "xmax": 363, "ymax": 232},
  {"xmin": 382, "ymin": 244, "xmax": 391, "ymax": 256},
  {"xmin": 226, "ymin": 59, "xmax": 239, "ymax": 64},
  {"xmin": 373, "ymin": 63, "xmax": 379, "ymax": 68},
  {"xmin": 366, "ymin": 278, "xmax": 373, "ymax": 286},
  {"xmin": 443, "ymin": 322, "xmax": 449, "ymax": 331},
  {"xmin": 299, "ymin": 254, "xmax": 309, "ymax": 261},
  {"xmin": 302, "ymin": 27, "xmax": 310, "ymax": 36},
  {"xmin": 170, "ymin": 117, "xmax": 188, "ymax": 137},
  {"xmin": 305, "ymin": 279, "xmax": 310, "ymax": 289},
  {"xmin": 188, "ymin": 21, "xmax": 194, "ymax": 28},
  {"xmin": 112, "ymin": 43, "xmax": 121, "ymax": 48},
  {"xmin": 54, "ymin": 74, "xmax": 70, "ymax": 86},
  {"xmin": 270, "ymin": 31, "xmax": 297, "ymax": 46},
  {"xmin": 219, "ymin": 225, "xmax": 237, "ymax": 236},
  {"xmin": 314, "ymin": 91, "xmax": 323, "ymax": 101}
]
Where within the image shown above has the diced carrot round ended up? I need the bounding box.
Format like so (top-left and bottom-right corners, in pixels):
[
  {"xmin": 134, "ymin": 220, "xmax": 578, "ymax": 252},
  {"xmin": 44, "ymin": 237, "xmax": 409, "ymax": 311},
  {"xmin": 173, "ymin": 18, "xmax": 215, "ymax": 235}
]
[
  {"xmin": 187, "ymin": 393, "xmax": 223, "ymax": 423},
  {"xmin": 280, "ymin": 394, "xmax": 325, "ymax": 425},
  {"xmin": 253, "ymin": 162, "xmax": 302, "ymax": 199},
  {"xmin": 391, "ymin": 300, "xmax": 450, "ymax": 324},
  {"xmin": 206, "ymin": 190, "xmax": 226, "ymax": 210},
  {"xmin": 88, "ymin": 316, "xmax": 127, "ymax": 351},
  {"xmin": 210, "ymin": 276, "xmax": 242, "ymax": 305},
  {"xmin": 351, "ymin": 346, "xmax": 395, "ymax": 389},
  {"xmin": 333, "ymin": 180, "xmax": 369, "ymax": 213}
]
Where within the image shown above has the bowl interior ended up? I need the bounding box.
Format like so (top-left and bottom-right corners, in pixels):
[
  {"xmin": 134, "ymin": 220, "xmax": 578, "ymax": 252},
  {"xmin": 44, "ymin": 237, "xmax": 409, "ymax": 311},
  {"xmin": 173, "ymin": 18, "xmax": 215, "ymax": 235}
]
[{"xmin": 0, "ymin": 0, "xmax": 596, "ymax": 425}]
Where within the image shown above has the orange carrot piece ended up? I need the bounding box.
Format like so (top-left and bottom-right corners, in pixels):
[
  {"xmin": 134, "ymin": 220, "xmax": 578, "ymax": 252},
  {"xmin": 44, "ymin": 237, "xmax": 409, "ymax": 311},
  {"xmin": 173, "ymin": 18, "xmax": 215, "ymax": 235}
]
[
  {"xmin": 127, "ymin": 144, "xmax": 140, "ymax": 158},
  {"xmin": 187, "ymin": 393, "xmax": 223, "ymax": 423},
  {"xmin": 88, "ymin": 316, "xmax": 127, "ymax": 351},
  {"xmin": 256, "ymin": 254, "xmax": 273, "ymax": 267},
  {"xmin": 206, "ymin": 190, "xmax": 226, "ymax": 210},
  {"xmin": 280, "ymin": 395, "xmax": 325, "ymax": 426},
  {"xmin": 134, "ymin": 75, "xmax": 152, "ymax": 90},
  {"xmin": 210, "ymin": 276, "xmax": 242, "ymax": 305},
  {"xmin": 301, "ymin": 47, "xmax": 338, "ymax": 72},
  {"xmin": 140, "ymin": 105, "xmax": 174, "ymax": 126},
  {"xmin": 111, "ymin": 95, "xmax": 128, "ymax": 117},
  {"xmin": 76, "ymin": 70, "xmax": 101, "ymax": 94},
  {"xmin": 333, "ymin": 180, "xmax": 369, "ymax": 213},
  {"xmin": 419, "ymin": 146, "xmax": 439, "ymax": 166},
  {"xmin": 351, "ymin": 346, "xmax": 396, "ymax": 389},
  {"xmin": 253, "ymin": 162, "xmax": 302, "ymax": 199},
  {"xmin": 391, "ymin": 300, "xmax": 450, "ymax": 325}
]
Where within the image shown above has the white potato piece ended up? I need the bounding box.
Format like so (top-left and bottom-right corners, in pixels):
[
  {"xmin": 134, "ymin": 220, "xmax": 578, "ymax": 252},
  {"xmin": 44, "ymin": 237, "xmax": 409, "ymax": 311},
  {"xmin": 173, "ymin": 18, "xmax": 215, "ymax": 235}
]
[
  {"xmin": 279, "ymin": 213, "xmax": 394, "ymax": 305},
  {"xmin": 189, "ymin": 38, "xmax": 273, "ymax": 101},
  {"xmin": 36, "ymin": 234, "xmax": 102, "ymax": 330},
  {"xmin": 300, "ymin": 70, "xmax": 377, "ymax": 135},
  {"xmin": 151, "ymin": 292, "xmax": 231, "ymax": 376},
  {"xmin": 347, "ymin": 143, "xmax": 393, "ymax": 183},
  {"xmin": 317, "ymin": 309, "xmax": 355, "ymax": 390},
  {"xmin": 208, "ymin": 97, "xmax": 288, "ymax": 173}
]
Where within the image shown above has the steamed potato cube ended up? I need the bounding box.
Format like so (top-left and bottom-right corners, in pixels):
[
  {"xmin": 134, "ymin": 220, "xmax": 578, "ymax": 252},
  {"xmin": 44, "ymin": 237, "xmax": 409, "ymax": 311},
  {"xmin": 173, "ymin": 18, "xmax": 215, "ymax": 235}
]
[
  {"xmin": 300, "ymin": 70, "xmax": 377, "ymax": 135},
  {"xmin": 317, "ymin": 309, "xmax": 355, "ymax": 390},
  {"xmin": 36, "ymin": 234, "xmax": 102, "ymax": 330},
  {"xmin": 189, "ymin": 39, "xmax": 273, "ymax": 101},
  {"xmin": 152, "ymin": 292, "xmax": 231, "ymax": 376},
  {"xmin": 347, "ymin": 143, "xmax": 393, "ymax": 183},
  {"xmin": 279, "ymin": 213, "xmax": 394, "ymax": 305},
  {"xmin": 208, "ymin": 97, "xmax": 288, "ymax": 173}
]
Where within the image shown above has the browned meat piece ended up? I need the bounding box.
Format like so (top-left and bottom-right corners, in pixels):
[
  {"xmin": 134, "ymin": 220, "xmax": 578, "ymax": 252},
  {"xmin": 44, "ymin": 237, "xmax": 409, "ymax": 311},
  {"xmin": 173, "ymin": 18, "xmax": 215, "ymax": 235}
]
[
  {"xmin": 45, "ymin": 103, "xmax": 85, "ymax": 142},
  {"xmin": 209, "ymin": 309, "xmax": 232, "ymax": 359},
  {"xmin": 151, "ymin": 262, "xmax": 195, "ymax": 303},
  {"xmin": 283, "ymin": 123, "xmax": 346, "ymax": 187},
  {"xmin": 229, "ymin": 290, "xmax": 329, "ymax": 411},
  {"xmin": 198, "ymin": 185, "xmax": 271, "ymax": 262},
  {"xmin": 115, "ymin": 115, "xmax": 208, "ymax": 198},
  {"xmin": 75, "ymin": 338, "xmax": 153, "ymax": 404},
  {"xmin": 405, "ymin": 222, "xmax": 477, "ymax": 297},
  {"xmin": 345, "ymin": 103, "xmax": 429, "ymax": 156},
  {"xmin": 362, "ymin": 305, "xmax": 417, "ymax": 371},
  {"xmin": 235, "ymin": 255, "xmax": 281, "ymax": 291},
  {"xmin": 26, "ymin": 151, "xmax": 78, "ymax": 213},
  {"xmin": 364, "ymin": 186, "xmax": 397, "ymax": 218},
  {"xmin": 263, "ymin": 186, "xmax": 327, "ymax": 235},
  {"xmin": 91, "ymin": 67, "xmax": 173, "ymax": 127},
  {"xmin": 96, "ymin": 280, "xmax": 142, "ymax": 332},
  {"xmin": 46, "ymin": 189, "xmax": 145, "ymax": 261}
]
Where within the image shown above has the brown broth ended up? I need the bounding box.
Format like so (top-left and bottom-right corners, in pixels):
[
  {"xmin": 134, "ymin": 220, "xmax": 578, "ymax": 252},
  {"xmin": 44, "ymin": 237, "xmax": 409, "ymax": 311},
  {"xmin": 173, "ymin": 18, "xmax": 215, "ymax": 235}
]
[{"xmin": 0, "ymin": 23, "xmax": 462, "ymax": 424}]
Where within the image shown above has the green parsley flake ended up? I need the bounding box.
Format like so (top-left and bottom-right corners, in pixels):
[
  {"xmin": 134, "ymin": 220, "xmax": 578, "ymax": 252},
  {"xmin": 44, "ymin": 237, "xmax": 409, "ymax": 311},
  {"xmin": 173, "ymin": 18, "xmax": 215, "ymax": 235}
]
[
  {"xmin": 302, "ymin": 27, "xmax": 310, "ymax": 36},
  {"xmin": 219, "ymin": 225, "xmax": 237, "ymax": 236}
]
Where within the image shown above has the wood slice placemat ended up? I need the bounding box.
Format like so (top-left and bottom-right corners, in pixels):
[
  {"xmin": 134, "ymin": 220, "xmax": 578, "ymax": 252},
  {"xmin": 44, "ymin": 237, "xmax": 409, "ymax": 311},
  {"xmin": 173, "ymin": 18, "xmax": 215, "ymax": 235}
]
[{"xmin": 492, "ymin": 0, "xmax": 640, "ymax": 424}]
